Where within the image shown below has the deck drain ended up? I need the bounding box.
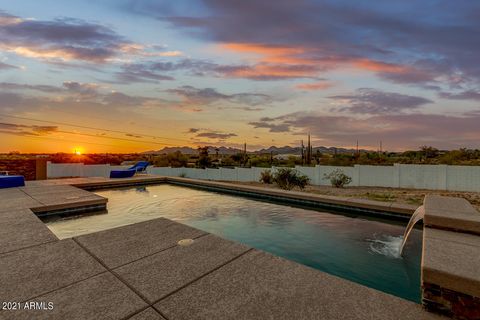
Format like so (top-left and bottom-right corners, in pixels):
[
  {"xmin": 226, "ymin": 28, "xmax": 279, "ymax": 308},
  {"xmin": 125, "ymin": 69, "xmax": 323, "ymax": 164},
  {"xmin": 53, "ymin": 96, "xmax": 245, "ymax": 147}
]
[{"xmin": 178, "ymin": 239, "xmax": 194, "ymax": 246}]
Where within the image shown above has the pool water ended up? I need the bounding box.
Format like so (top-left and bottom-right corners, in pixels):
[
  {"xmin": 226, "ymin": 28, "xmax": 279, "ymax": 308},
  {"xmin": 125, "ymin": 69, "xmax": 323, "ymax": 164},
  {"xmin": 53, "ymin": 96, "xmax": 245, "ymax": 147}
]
[{"xmin": 45, "ymin": 184, "xmax": 422, "ymax": 302}]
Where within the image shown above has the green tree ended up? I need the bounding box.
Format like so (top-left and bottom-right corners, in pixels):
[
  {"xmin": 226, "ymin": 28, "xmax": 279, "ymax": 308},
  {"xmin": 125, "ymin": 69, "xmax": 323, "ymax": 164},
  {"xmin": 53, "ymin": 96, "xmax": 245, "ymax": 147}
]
[
  {"xmin": 197, "ymin": 147, "xmax": 211, "ymax": 168},
  {"xmin": 420, "ymin": 146, "xmax": 439, "ymax": 159}
]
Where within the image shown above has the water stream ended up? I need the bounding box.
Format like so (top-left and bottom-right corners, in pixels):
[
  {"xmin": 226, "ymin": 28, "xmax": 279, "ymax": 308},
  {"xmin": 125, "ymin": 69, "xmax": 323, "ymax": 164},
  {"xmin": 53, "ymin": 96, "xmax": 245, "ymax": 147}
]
[
  {"xmin": 368, "ymin": 205, "xmax": 425, "ymax": 259},
  {"xmin": 399, "ymin": 205, "xmax": 425, "ymax": 257}
]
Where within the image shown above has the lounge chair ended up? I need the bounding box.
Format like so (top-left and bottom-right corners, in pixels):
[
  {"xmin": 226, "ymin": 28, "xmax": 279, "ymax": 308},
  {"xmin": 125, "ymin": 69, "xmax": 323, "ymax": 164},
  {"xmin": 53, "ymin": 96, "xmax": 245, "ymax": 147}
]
[
  {"xmin": 110, "ymin": 169, "xmax": 136, "ymax": 179},
  {"xmin": 0, "ymin": 174, "xmax": 25, "ymax": 188},
  {"xmin": 109, "ymin": 161, "xmax": 150, "ymax": 179},
  {"xmin": 129, "ymin": 161, "xmax": 150, "ymax": 173}
]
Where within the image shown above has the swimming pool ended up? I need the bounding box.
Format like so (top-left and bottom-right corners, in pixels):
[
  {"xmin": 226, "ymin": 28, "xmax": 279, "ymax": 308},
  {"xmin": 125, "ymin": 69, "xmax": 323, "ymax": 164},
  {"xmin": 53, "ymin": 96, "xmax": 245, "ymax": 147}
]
[{"xmin": 45, "ymin": 184, "xmax": 422, "ymax": 302}]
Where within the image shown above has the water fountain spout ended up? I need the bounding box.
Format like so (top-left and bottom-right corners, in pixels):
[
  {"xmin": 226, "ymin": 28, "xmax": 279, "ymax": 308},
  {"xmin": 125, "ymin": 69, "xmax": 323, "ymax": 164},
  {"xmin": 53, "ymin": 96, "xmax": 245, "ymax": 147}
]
[{"xmin": 399, "ymin": 205, "xmax": 425, "ymax": 256}]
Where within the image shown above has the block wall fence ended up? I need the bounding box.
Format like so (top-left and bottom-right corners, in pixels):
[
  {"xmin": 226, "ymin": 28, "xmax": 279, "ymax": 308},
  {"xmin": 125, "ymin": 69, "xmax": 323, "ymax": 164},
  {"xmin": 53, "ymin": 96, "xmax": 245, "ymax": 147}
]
[{"xmin": 47, "ymin": 162, "xmax": 480, "ymax": 192}]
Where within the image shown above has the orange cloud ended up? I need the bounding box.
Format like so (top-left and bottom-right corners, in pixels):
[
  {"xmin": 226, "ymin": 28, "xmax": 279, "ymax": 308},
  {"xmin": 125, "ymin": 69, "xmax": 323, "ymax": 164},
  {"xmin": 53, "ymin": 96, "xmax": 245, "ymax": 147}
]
[
  {"xmin": 217, "ymin": 43, "xmax": 324, "ymax": 79},
  {"xmin": 295, "ymin": 81, "xmax": 334, "ymax": 90},
  {"xmin": 0, "ymin": 15, "xmax": 22, "ymax": 26},
  {"xmin": 2, "ymin": 46, "xmax": 79, "ymax": 61},
  {"xmin": 220, "ymin": 43, "xmax": 413, "ymax": 79},
  {"xmin": 221, "ymin": 43, "xmax": 304, "ymax": 57},
  {"xmin": 351, "ymin": 59, "xmax": 406, "ymax": 73},
  {"xmin": 220, "ymin": 42, "xmax": 314, "ymax": 64},
  {"xmin": 223, "ymin": 63, "xmax": 318, "ymax": 80}
]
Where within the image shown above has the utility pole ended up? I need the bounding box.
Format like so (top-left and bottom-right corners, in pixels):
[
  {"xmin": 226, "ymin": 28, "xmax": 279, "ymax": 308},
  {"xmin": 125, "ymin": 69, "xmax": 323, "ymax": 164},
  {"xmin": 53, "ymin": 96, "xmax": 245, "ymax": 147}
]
[
  {"xmin": 308, "ymin": 133, "xmax": 313, "ymax": 165},
  {"xmin": 301, "ymin": 140, "xmax": 305, "ymax": 165}
]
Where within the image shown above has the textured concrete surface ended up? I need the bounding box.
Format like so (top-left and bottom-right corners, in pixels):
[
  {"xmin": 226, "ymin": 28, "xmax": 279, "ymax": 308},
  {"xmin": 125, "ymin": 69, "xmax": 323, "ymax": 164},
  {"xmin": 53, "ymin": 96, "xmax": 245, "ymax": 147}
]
[
  {"xmin": 75, "ymin": 217, "xmax": 207, "ymax": 268},
  {"xmin": 0, "ymin": 239, "xmax": 105, "ymax": 303},
  {"xmin": 127, "ymin": 308, "xmax": 166, "ymax": 320},
  {"xmin": 26, "ymin": 177, "xmax": 111, "ymax": 187},
  {"xmin": 26, "ymin": 175, "xmax": 167, "ymax": 190},
  {"xmin": 115, "ymin": 234, "xmax": 250, "ymax": 303},
  {"xmin": 74, "ymin": 176, "xmax": 167, "ymax": 190},
  {"xmin": 0, "ymin": 273, "xmax": 147, "ymax": 320},
  {"xmin": 22, "ymin": 185, "xmax": 107, "ymax": 213},
  {"xmin": 21, "ymin": 185, "xmax": 100, "ymax": 200},
  {"xmin": 0, "ymin": 208, "xmax": 56, "ymax": 254},
  {"xmin": 156, "ymin": 249, "xmax": 442, "ymax": 320},
  {"xmin": 21, "ymin": 184, "xmax": 86, "ymax": 195},
  {"xmin": 424, "ymin": 195, "xmax": 480, "ymax": 234},
  {"xmin": 0, "ymin": 197, "xmax": 43, "ymax": 210},
  {"xmin": 423, "ymin": 227, "xmax": 480, "ymax": 297},
  {"xmin": 0, "ymin": 187, "xmax": 44, "ymax": 210}
]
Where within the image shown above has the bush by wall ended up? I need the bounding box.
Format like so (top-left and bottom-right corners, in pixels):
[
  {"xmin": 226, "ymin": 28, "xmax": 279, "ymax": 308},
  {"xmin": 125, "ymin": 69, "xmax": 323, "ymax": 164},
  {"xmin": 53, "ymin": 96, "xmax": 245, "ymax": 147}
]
[
  {"xmin": 273, "ymin": 168, "xmax": 310, "ymax": 190},
  {"xmin": 324, "ymin": 169, "xmax": 352, "ymax": 188},
  {"xmin": 260, "ymin": 170, "xmax": 274, "ymax": 184}
]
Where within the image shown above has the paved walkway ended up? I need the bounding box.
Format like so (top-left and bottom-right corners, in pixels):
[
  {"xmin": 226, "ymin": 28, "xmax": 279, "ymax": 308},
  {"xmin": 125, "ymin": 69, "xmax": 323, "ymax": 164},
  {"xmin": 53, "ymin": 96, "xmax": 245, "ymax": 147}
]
[{"xmin": 0, "ymin": 177, "xmax": 444, "ymax": 319}]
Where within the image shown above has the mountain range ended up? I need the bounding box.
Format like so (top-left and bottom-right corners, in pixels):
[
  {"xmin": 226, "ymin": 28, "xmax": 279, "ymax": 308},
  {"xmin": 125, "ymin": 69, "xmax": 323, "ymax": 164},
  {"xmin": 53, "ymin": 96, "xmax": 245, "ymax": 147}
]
[{"xmin": 142, "ymin": 145, "xmax": 368, "ymax": 155}]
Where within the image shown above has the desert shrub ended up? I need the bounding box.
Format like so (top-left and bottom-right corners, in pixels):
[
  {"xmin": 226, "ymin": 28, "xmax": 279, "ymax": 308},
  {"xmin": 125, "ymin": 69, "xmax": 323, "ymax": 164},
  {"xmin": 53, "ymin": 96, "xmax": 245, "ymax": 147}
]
[
  {"xmin": 273, "ymin": 168, "xmax": 310, "ymax": 190},
  {"xmin": 324, "ymin": 169, "xmax": 352, "ymax": 188},
  {"xmin": 259, "ymin": 170, "xmax": 273, "ymax": 184},
  {"xmin": 295, "ymin": 174, "xmax": 310, "ymax": 190}
]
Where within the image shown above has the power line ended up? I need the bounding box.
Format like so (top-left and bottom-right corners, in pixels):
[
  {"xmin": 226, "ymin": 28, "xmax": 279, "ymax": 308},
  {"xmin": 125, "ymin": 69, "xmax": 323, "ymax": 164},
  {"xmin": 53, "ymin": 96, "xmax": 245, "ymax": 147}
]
[
  {"xmin": 56, "ymin": 129, "xmax": 179, "ymax": 146},
  {"xmin": 0, "ymin": 130, "xmax": 118, "ymax": 148},
  {"xmin": 0, "ymin": 113, "xmax": 194, "ymax": 144},
  {"xmin": 0, "ymin": 120, "xmax": 180, "ymax": 147},
  {"xmin": 43, "ymin": 108, "xmax": 175, "ymax": 136}
]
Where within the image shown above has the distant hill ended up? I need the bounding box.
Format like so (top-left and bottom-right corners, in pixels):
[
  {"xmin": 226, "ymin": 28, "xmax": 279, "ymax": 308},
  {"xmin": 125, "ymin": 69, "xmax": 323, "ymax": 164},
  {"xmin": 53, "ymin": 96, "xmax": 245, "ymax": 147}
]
[
  {"xmin": 144, "ymin": 145, "xmax": 367, "ymax": 155},
  {"xmin": 143, "ymin": 146, "xmax": 243, "ymax": 155},
  {"xmin": 254, "ymin": 146, "xmax": 301, "ymax": 155},
  {"xmin": 254, "ymin": 146, "xmax": 367, "ymax": 155},
  {"xmin": 143, "ymin": 147, "xmax": 197, "ymax": 155}
]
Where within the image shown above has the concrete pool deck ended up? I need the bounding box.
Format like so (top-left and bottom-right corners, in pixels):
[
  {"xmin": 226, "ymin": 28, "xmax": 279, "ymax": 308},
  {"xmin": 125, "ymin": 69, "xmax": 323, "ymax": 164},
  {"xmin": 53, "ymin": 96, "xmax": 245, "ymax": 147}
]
[{"xmin": 0, "ymin": 176, "xmax": 446, "ymax": 319}]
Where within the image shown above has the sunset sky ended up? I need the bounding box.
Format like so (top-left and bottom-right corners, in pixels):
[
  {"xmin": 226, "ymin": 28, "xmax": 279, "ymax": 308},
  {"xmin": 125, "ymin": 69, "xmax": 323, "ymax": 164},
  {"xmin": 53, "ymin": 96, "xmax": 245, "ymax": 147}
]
[{"xmin": 1, "ymin": 0, "xmax": 479, "ymax": 153}]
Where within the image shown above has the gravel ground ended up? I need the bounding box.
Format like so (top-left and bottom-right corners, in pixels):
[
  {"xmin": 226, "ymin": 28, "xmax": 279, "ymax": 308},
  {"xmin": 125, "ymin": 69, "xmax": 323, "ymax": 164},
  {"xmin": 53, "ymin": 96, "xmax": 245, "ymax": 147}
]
[{"xmin": 229, "ymin": 181, "xmax": 480, "ymax": 211}]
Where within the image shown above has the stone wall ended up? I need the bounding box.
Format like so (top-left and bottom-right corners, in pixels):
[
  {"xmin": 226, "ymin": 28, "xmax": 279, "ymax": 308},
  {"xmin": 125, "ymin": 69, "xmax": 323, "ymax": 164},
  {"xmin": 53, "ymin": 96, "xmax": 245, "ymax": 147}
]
[{"xmin": 423, "ymin": 282, "xmax": 480, "ymax": 320}]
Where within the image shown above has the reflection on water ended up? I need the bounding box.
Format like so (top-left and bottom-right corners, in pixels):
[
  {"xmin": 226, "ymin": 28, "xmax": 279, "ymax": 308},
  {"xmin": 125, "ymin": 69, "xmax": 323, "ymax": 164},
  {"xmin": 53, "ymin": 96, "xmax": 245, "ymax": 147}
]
[{"xmin": 45, "ymin": 184, "xmax": 422, "ymax": 302}]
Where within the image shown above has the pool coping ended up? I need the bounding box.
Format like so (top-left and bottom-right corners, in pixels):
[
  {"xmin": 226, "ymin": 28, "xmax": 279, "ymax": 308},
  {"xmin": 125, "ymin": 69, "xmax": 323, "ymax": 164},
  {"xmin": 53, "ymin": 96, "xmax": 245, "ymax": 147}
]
[{"xmin": 0, "ymin": 176, "xmax": 443, "ymax": 320}]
